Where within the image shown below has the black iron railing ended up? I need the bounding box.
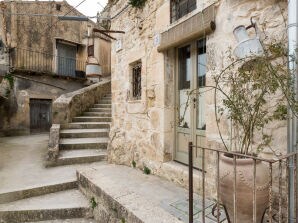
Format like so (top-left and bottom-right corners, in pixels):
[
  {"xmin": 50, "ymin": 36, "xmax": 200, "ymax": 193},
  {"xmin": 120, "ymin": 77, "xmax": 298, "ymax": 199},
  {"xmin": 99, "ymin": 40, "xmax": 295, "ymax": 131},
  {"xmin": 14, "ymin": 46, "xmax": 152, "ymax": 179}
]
[
  {"xmin": 188, "ymin": 142, "xmax": 298, "ymax": 223},
  {"xmin": 11, "ymin": 48, "xmax": 86, "ymax": 78}
]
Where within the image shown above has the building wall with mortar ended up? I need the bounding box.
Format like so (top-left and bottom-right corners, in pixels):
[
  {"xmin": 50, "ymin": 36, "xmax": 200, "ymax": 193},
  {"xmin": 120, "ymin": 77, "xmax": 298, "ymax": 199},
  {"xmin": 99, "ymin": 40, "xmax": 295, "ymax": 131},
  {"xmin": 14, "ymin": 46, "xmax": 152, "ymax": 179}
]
[
  {"xmin": 0, "ymin": 1, "xmax": 113, "ymax": 135},
  {"xmin": 0, "ymin": 1, "xmax": 111, "ymax": 76},
  {"xmin": 107, "ymin": 0, "xmax": 287, "ymax": 192},
  {"xmin": 0, "ymin": 73, "xmax": 86, "ymax": 136}
]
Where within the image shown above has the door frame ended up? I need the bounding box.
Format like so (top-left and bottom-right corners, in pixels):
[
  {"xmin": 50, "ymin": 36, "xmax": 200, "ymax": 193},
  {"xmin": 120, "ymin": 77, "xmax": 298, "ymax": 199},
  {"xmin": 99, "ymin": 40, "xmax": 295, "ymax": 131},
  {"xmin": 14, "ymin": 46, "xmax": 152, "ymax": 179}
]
[
  {"xmin": 173, "ymin": 38, "xmax": 206, "ymax": 168},
  {"xmin": 29, "ymin": 98, "xmax": 52, "ymax": 133}
]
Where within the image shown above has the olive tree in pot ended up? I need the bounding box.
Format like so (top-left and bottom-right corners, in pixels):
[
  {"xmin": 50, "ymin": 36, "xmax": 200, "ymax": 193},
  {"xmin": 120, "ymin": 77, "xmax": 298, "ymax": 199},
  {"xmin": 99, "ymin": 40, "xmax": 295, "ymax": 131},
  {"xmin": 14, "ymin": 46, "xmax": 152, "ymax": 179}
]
[{"xmin": 213, "ymin": 32, "xmax": 298, "ymax": 222}]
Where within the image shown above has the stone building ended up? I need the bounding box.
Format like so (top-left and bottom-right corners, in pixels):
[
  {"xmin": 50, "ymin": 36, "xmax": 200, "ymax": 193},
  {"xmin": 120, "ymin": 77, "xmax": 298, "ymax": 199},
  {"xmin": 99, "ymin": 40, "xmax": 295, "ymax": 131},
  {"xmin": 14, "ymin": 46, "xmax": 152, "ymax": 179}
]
[
  {"xmin": 105, "ymin": 0, "xmax": 287, "ymax": 189},
  {"xmin": 0, "ymin": 0, "xmax": 111, "ymax": 135}
]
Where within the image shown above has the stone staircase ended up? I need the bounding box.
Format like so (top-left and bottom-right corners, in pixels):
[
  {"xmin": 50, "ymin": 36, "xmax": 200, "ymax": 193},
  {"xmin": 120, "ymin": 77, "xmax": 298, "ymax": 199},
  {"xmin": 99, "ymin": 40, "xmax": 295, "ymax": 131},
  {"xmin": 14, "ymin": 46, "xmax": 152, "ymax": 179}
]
[
  {"xmin": 55, "ymin": 94, "xmax": 112, "ymax": 166},
  {"xmin": 0, "ymin": 188, "xmax": 95, "ymax": 223}
]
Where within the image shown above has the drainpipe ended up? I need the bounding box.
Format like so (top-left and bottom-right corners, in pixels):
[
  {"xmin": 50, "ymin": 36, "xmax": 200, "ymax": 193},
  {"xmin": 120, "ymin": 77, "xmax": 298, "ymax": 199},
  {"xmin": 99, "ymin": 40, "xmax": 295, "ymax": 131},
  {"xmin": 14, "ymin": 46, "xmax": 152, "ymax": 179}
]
[{"xmin": 287, "ymin": 0, "xmax": 298, "ymax": 222}]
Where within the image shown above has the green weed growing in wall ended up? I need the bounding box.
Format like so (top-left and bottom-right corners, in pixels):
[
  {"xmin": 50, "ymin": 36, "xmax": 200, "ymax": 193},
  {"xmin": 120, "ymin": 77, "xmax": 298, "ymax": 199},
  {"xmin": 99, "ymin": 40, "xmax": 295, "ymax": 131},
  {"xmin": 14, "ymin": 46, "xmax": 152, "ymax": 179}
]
[{"xmin": 129, "ymin": 0, "xmax": 147, "ymax": 8}]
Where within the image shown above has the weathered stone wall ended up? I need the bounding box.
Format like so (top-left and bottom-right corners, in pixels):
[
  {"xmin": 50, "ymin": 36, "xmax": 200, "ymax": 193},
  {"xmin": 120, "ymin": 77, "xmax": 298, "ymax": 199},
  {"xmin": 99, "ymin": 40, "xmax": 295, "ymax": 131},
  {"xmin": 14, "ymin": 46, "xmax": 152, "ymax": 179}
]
[
  {"xmin": 6, "ymin": 1, "xmax": 86, "ymax": 52},
  {"xmin": 0, "ymin": 1, "xmax": 111, "ymax": 76},
  {"xmin": 107, "ymin": 0, "xmax": 288, "ymax": 195},
  {"xmin": 52, "ymin": 78, "xmax": 111, "ymax": 125},
  {"xmin": 0, "ymin": 1, "xmax": 112, "ymax": 136},
  {"xmin": 0, "ymin": 73, "xmax": 86, "ymax": 136}
]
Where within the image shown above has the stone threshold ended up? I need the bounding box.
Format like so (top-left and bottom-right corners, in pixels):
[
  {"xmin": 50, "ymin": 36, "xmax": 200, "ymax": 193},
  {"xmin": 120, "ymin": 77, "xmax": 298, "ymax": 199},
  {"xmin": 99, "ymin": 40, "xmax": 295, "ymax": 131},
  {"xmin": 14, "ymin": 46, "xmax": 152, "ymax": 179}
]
[{"xmin": 77, "ymin": 164, "xmax": 226, "ymax": 223}]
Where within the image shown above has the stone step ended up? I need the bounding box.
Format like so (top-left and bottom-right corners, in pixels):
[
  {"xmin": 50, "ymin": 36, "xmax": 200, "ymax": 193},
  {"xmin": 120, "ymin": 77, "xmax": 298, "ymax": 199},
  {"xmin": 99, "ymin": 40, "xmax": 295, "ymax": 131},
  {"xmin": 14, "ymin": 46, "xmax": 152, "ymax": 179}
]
[
  {"xmin": 99, "ymin": 99, "xmax": 111, "ymax": 103},
  {"xmin": 59, "ymin": 138, "xmax": 109, "ymax": 150},
  {"xmin": 27, "ymin": 218, "xmax": 97, "ymax": 223},
  {"xmin": 0, "ymin": 180, "xmax": 77, "ymax": 204},
  {"xmin": 92, "ymin": 104, "xmax": 111, "ymax": 108},
  {"xmin": 73, "ymin": 116, "xmax": 111, "ymax": 122},
  {"xmin": 77, "ymin": 165, "xmax": 185, "ymax": 223},
  {"xmin": 53, "ymin": 149, "xmax": 107, "ymax": 166},
  {"xmin": 62, "ymin": 122, "xmax": 110, "ymax": 129},
  {"xmin": 0, "ymin": 189, "xmax": 90, "ymax": 223},
  {"xmin": 83, "ymin": 112, "xmax": 111, "ymax": 117},
  {"xmin": 60, "ymin": 129, "xmax": 109, "ymax": 138},
  {"xmin": 89, "ymin": 108, "xmax": 111, "ymax": 112}
]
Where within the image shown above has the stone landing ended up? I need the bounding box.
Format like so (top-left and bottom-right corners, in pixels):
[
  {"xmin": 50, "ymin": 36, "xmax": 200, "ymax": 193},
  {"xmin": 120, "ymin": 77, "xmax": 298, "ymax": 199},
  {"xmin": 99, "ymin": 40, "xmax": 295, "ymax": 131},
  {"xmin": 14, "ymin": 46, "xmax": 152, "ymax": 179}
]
[{"xmin": 77, "ymin": 165, "xmax": 226, "ymax": 223}]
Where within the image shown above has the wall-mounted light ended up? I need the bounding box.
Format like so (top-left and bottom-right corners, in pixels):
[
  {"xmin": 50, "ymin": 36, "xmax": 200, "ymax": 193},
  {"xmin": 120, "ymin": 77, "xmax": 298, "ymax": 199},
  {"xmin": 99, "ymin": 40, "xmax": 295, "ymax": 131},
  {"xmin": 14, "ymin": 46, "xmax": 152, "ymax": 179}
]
[
  {"xmin": 233, "ymin": 18, "xmax": 264, "ymax": 59},
  {"xmin": 97, "ymin": 11, "xmax": 111, "ymax": 30}
]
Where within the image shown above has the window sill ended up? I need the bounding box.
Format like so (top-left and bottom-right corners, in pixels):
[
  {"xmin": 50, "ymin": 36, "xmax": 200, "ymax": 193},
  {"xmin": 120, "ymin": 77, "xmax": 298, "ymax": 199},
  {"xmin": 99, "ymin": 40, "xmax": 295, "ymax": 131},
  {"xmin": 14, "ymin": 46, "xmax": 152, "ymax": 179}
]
[
  {"xmin": 166, "ymin": 2, "xmax": 215, "ymax": 32},
  {"xmin": 127, "ymin": 99, "xmax": 143, "ymax": 104}
]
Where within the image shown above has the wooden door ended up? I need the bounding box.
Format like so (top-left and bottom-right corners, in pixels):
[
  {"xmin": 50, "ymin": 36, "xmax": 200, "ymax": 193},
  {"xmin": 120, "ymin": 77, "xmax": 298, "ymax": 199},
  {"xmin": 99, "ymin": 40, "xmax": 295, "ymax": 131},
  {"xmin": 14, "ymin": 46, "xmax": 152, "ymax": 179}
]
[
  {"xmin": 57, "ymin": 42, "xmax": 77, "ymax": 77},
  {"xmin": 30, "ymin": 99, "xmax": 52, "ymax": 132}
]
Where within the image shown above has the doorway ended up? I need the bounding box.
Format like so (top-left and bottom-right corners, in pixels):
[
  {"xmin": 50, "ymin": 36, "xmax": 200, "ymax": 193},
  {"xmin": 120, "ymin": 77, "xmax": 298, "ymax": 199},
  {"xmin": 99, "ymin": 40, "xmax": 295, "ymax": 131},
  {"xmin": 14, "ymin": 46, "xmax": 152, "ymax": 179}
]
[
  {"xmin": 175, "ymin": 39, "xmax": 207, "ymax": 169},
  {"xmin": 30, "ymin": 99, "xmax": 52, "ymax": 133},
  {"xmin": 56, "ymin": 42, "xmax": 77, "ymax": 77}
]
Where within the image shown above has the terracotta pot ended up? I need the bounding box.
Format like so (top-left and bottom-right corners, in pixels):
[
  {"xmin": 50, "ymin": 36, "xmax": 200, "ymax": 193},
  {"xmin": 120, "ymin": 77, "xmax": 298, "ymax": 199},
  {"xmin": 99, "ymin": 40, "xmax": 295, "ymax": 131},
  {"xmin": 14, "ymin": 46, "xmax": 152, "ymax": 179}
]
[{"xmin": 219, "ymin": 153, "xmax": 270, "ymax": 223}]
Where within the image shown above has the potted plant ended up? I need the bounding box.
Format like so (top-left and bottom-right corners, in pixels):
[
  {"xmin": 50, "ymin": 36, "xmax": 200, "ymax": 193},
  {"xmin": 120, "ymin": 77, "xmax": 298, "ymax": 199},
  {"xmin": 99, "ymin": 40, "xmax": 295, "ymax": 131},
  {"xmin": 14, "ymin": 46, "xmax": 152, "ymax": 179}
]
[{"xmin": 213, "ymin": 31, "xmax": 297, "ymax": 222}]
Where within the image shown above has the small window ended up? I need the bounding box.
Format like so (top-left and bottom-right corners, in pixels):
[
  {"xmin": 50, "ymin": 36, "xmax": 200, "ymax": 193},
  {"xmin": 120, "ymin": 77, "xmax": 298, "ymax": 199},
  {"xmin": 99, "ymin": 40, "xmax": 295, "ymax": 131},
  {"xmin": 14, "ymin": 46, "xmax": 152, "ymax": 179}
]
[
  {"xmin": 88, "ymin": 45, "xmax": 94, "ymax": 57},
  {"xmin": 56, "ymin": 4, "xmax": 61, "ymax": 11},
  {"xmin": 132, "ymin": 63, "xmax": 142, "ymax": 100},
  {"xmin": 170, "ymin": 0, "xmax": 196, "ymax": 23}
]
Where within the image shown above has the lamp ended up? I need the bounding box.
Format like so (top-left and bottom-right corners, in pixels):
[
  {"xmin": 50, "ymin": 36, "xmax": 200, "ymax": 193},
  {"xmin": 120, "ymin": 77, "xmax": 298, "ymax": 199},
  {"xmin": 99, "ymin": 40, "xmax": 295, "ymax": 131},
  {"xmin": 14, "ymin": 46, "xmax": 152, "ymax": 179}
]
[
  {"xmin": 233, "ymin": 19, "xmax": 264, "ymax": 59},
  {"xmin": 97, "ymin": 11, "xmax": 111, "ymax": 30}
]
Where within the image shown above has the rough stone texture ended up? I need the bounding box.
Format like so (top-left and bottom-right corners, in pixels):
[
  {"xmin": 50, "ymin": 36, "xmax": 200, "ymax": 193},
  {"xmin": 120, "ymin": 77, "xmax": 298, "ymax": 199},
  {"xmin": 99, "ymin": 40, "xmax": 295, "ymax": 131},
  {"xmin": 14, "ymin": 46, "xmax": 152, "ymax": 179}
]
[
  {"xmin": 0, "ymin": 181, "xmax": 77, "ymax": 204},
  {"xmin": 48, "ymin": 124, "xmax": 60, "ymax": 161},
  {"xmin": 0, "ymin": 0, "xmax": 111, "ymax": 136},
  {"xmin": 0, "ymin": 134, "xmax": 106, "ymax": 194},
  {"xmin": 52, "ymin": 78, "xmax": 111, "ymax": 125},
  {"xmin": 27, "ymin": 219, "xmax": 97, "ymax": 223},
  {"xmin": 106, "ymin": 0, "xmax": 288, "ymax": 199},
  {"xmin": 0, "ymin": 1, "xmax": 111, "ymax": 75},
  {"xmin": 0, "ymin": 74, "xmax": 86, "ymax": 136},
  {"xmin": 0, "ymin": 189, "xmax": 90, "ymax": 223},
  {"xmin": 77, "ymin": 165, "xmax": 185, "ymax": 223}
]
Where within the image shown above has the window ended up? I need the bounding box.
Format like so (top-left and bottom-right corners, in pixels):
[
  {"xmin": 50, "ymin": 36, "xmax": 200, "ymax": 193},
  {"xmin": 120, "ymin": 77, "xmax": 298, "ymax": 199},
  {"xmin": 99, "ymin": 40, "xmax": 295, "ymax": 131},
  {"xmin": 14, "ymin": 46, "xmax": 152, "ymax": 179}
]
[
  {"xmin": 88, "ymin": 45, "xmax": 94, "ymax": 57},
  {"xmin": 56, "ymin": 4, "xmax": 61, "ymax": 11},
  {"xmin": 197, "ymin": 38, "xmax": 206, "ymax": 130},
  {"xmin": 170, "ymin": 0, "xmax": 196, "ymax": 23},
  {"xmin": 132, "ymin": 63, "xmax": 142, "ymax": 100},
  {"xmin": 178, "ymin": 45, "xmax": 191, "ymax": 90}
]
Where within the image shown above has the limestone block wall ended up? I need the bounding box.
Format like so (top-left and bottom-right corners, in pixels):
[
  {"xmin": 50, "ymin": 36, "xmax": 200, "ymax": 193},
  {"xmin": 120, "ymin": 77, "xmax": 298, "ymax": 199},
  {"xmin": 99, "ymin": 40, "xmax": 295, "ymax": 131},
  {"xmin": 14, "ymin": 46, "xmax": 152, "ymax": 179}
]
[
  {"xmin": 107, "ymin": 0, "xmax": 173, "ymax": 170},
  {"xmin": 107, "ymin": 0, "xmax": 288, "ymax": 194},
  {"xmin": 52, "ymin": 78, "xmax": 111, "ymax": 125}
]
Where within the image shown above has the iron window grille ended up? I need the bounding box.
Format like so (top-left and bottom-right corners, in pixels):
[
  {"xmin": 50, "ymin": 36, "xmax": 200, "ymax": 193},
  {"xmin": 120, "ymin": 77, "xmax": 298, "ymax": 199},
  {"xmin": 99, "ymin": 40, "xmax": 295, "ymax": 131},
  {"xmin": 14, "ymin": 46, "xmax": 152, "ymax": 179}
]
[
  {"xmin": 170, "ymin": 0, "xmax": 196, "ymax": 23},
  {"xmin": 132, "ymin": 63, "xmax": 142, "ymax": 100}
]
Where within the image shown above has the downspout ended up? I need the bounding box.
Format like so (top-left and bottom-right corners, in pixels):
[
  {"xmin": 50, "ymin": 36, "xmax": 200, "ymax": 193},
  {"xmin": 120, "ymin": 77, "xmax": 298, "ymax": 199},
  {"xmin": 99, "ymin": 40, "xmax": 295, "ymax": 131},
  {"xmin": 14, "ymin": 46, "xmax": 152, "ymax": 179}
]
[{"xmin": 287, "ymin": 0, "xmax": 298, "ymax": 222}]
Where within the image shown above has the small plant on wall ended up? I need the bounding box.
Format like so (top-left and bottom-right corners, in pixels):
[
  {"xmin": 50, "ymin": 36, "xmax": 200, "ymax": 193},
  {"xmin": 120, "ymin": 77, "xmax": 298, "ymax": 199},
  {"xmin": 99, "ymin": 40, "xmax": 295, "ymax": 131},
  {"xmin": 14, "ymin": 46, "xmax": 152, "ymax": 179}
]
[{"xmin": 129, "ymin": 0, "xmax": 147, "ymax": 8}]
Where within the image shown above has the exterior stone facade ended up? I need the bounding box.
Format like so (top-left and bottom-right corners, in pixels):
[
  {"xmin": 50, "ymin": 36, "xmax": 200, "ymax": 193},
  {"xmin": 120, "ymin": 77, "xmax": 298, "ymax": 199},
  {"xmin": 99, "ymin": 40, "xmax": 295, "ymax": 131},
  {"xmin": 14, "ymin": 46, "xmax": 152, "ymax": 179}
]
[
  {"xmin": 0, "ymin": 1, "xmax": 112, "ymax": 135},
  {"xmin": 106, "ymin": 0, "xmax": 288, "ymax": 193},
  {"xmin": 0, "ymin": 1, "xmax": 111, "ymax": 76},
  {"xmin": 0, "ymin": 74, "xmax": 86, "ymax": 136}
]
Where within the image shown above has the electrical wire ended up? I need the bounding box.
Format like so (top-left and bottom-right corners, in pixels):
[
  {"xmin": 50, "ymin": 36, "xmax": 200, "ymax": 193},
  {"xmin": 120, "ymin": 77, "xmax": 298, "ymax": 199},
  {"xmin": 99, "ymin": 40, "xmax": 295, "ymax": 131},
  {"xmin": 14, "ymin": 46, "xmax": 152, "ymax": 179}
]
[
  {"xmin": 39, "ymin": 0, "xmax": 89, "ymax": 37},
  {"xmin": 0, "ymin": 11, "xmax": 97, "ymax": 19}
]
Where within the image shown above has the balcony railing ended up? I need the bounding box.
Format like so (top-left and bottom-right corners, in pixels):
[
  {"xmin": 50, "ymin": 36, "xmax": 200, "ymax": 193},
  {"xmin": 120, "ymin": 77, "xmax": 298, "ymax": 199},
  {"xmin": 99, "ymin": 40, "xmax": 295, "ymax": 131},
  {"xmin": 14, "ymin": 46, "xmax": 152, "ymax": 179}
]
[
  {"xmin": 11, "ymin": 48, "xmax": 86, "ymax": 78},
  {"xmin": 188, "ymin": 142, "xmax": 298, "ymax": 223}
]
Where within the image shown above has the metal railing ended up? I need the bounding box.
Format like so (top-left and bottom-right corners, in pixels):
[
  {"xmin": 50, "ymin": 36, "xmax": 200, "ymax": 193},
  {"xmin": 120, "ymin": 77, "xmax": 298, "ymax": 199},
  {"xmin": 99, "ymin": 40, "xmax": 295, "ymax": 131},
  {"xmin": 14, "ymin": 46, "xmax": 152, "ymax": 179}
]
[
  {"xmin": 188, "ymin": 142, "xmax": 298, "ymax": 223},
  {"xmin": 11, "ymin": 48, "xmax": 86, "ymax": 78}
]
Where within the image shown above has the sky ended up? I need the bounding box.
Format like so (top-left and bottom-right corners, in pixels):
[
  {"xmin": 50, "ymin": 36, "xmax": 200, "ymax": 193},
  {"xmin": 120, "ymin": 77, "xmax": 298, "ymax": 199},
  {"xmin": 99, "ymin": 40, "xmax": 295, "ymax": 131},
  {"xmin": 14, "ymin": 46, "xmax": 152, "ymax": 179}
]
[
  {"xmin": 66, "ymin": 0, "xmax": 108, "ymax": 18},
  {"xmin": 21, "ymin": 0, "xmax": 108, "ymax": 18}
]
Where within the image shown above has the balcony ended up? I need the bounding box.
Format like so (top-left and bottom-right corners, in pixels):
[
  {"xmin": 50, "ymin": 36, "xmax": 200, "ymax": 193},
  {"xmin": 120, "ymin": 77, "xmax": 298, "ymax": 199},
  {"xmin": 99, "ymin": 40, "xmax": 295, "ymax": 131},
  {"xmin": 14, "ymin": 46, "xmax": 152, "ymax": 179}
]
[{"xmin": 10, "ymin": 48, "xmax": 86, "ymax": 79}]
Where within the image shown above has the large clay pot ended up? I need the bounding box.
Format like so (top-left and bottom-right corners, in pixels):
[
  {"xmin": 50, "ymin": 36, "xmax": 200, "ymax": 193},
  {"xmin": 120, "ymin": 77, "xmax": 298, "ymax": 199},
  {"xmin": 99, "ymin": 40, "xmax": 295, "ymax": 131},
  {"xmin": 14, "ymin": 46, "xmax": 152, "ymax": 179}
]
[{"xmin": 219, "ymin": 153, "xmax": 270, "ymax": 223}]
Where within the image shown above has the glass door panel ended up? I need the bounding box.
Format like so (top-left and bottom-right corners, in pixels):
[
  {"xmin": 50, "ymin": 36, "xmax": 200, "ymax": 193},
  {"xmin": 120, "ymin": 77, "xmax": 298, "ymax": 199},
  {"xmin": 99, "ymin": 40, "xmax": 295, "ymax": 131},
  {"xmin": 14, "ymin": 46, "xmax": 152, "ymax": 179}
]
[
  {"xmin": 197, "ymin": 39, "xmax": 207, "ymax": 131},
  {"xmin": 176, "ymin": 45, "xmax": 192, "ymax": 165},
  {"xmin": 175, "ymin": 39, "xmax": 207, "ymax": 169}
]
